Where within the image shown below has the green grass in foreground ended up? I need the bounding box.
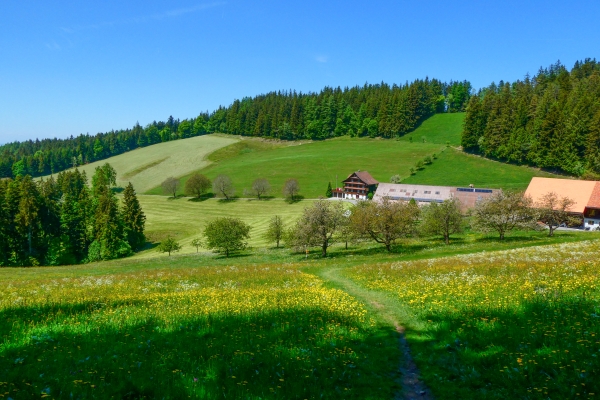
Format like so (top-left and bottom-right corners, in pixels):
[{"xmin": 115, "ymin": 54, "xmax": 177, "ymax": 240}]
[
  {"xmin": 347, "ymin": 240, "xmax": 600, "ymax": 399},
  {"xmin": 1, "ymin": 229, "xmax": 597, "ymax": 399}
]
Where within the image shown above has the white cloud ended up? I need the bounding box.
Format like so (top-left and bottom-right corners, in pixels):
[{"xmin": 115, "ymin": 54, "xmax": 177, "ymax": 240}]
[{"xmin": 61, "ymin": 2, "xmax": 226, "ymax": 33}]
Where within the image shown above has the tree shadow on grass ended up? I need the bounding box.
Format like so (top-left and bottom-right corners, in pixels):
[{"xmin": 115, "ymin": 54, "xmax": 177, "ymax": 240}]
[
  {"xmin": 167, "ymin": 194, "xmax": 187, "ymax": 201},
  {"xmin": 188, "ymin": 195, "xmax": 213, "ymax": 203},
  {"xmin": 402, "ymin": 295, "xmax": 600, "ymax": 399},
  {"xmin": 217, "ymin": 197, "xmax": 239, "ymax": 203},
  {"xmin": 285, "ymin": 195, "xmax": 305, "ymax": 204},
  {"xmin": 1, "ymin": 303, "xmax": 399, "ymax": 399}
]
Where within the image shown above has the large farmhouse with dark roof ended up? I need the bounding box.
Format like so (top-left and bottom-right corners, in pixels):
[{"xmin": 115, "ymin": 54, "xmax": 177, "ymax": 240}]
[{"xmin": 332, "ymin": 171, "xmax": 379, "ymax": 200}]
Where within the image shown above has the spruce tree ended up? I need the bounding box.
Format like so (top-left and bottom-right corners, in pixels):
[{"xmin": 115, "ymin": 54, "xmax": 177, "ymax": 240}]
[
  {"xmin": 326, "ymin": 182, "xmax": 333, "ymax": 197},
  {"xmin": 122, "ymin": 182, "xmax": 146, "ymax": 251}
]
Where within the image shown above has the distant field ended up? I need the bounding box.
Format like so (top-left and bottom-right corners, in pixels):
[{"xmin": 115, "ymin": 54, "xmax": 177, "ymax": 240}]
[
  {"xmin": 148, "ymin": 137, "xmax": 444, "ymax": 197},
  {"xmin": 399, "ymin": 112, "xmax": 465, "ymax": 145},
  {"xmin": 147, "ymin": 112, "xmax": 558, "ymax": 197},
  {"xmin": 402, "ymin": 147, "xmax": 557, "ymax": 189},
  {"xmin": 136, "ymin": 195, "xmax": 315, "ymax": 257},
  {"xmin": 51, "ymin": 135, "xmax": 238, "ymax": 193}
]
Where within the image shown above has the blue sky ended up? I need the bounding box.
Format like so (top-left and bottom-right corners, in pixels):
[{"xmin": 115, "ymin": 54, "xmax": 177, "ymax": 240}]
[{"xmin": 1, "ymin": 0, "xmax": 599, "ymax": 144}]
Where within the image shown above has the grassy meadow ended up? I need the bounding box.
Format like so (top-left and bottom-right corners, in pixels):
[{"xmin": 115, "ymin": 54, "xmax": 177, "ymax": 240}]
[
  {"xmin": 2, "ymin": 227, "xmax": 600, "ymax": 398},
  {"xmin": 402, "ymin": 147, "xmax": 557, "ymax": 190},
  {"xmin": 348, "ymin": 241, "xmax": 600, "ymax": 399},
  {"xmin": 55, "ymin": 135, "xmax": 238, "ymax": 193},
  {"xmin": 145, "ymin": 113, "xmax": 559, "ymax": 198},
  {"xmin": 136, "ymin": 196, "xmax": 316, "ymax": 257}
]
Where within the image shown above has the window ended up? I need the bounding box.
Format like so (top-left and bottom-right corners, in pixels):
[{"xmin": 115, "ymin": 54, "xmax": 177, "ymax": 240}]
[
  {"xmin": 435, "ymin": 191, "xmax": 440, "ymax": 195},
  {"xmin": 399, "ymin": 189, "xmax": 406, "ymax": 192},
  {"xmin": 389, "ymin": 189, "xmax": 396, "ymax": 192},
  {"xmin": 424, "ymin": 191, "xmax": 431, "ymax": 194},
  {"xmin": 589, "ymin": 220, "xmax": 595, "ymax": 225}
]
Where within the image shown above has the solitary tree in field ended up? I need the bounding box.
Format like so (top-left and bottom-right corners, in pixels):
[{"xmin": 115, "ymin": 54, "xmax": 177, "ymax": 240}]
[
  {"xmin": 421, "ymin": 198, "xmax": 463, "ymax": 244},
  {"xmin": 390, "ymin": 174, "xmax": 402, "ymax": 184},
  {"xmin": 288, "ymin": 199, "xmax": 346, "ymax": 257},
  {"xmin": 264, "ymin": 215, "xmax": 285, "ymax": 248},
  {"xmin": 472, "ymin": 191, "xmax": 536, "ymax": 239},
  {"xmin": 204, "ymin": 217, "xmax": 251, "ymax": 257},
  {"xmin": 213, "ymin": 175, "xmax": 235, "ymax": 200},
  {"xmin": 161, "ymin": 177, "xmax": 179, "ymax": 198},
  {"xmin": 191, "ymin": 238, "xmax": 203, "ymax": 253},
  {"xmin": 157, "ymin": 236, "xmax": 181, "ymax": 256},
  {"xmin": 185, "ymin": 173, "xmax": 211, "ymax": 198},
  {"xmin": 536, "ymin": 192, "xmax": 577, "ymax": 236},
  {"xmin": 283, "ymin": 178, "xmax": 300, "ymax": 201},
  {"xmin": 349, "ymin": 197, "xmax": 420, "ymax": 252},
  {"xmin": 248, "ymin": 178, "xmax": 271, "ymax": 199}
]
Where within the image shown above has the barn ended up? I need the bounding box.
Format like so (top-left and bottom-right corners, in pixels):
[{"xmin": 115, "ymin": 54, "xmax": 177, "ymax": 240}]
[
  {"xmin": 524, "ymin": 177, "xmax": 600, "ymax": 228},
  {"xmin": 373, "ymin": 183, "xmax": 499, "ymax": 211}
]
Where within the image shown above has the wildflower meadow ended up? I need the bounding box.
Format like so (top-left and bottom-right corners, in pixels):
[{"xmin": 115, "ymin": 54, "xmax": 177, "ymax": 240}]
[
  {"xmin": 349, "ymin": 240, "xmax": 600, "ymax": 399},
  {"xmin": 1, "ymin": 264, "xmax": 398, "ymax": 399}
]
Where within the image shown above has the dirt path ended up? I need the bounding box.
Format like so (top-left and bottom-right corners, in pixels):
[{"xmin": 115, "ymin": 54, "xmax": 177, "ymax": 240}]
[{"xmin": 317, "ymin": 267, "xmax": 433, "ymax": 400}]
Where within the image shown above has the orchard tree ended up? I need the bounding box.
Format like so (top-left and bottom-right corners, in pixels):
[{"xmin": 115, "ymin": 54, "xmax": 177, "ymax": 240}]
[
  {"xmin": 472, "ymin": 191, "xmax": 536, "ymax": 239},
  {"xmin": 288, "ymin": 199, "xmax": 346, "ymax": 257},
  {"xmin": 191, "ymin": 238, "xmax": 203, "ymax": 253},
  {"xmin": 536, "ymin": 192, "xmax": 578, "ymax": 236},
  {"xmin": 264, "ymin": 215, "xmax": 284, "ymax": 248},
  {"xmin": 421, "ymin": 198, "xmax": 463, "ymax": 244},
  {"xmin": 349, "ymin": 197, "xmax": 420, "ymax": 251},
  {"xmin": 185, "ymin": 173, "xmax": 211, "ymax": 198},
  {"xmin": 248, "ymin": 178, "xmax": 271, "ymax": 199},
  {"xmin": 213, "ymin": 175, "xmax": 235, "ymax": 200},
  {"xmin": 162, "ymin": 177, "xmax": 179, "ymax": 198},
  {"xmin": 204, "ymin": 217, "xmax": 251, "ymax": 257},
  {"xmin": 157, "ymin": 236, "xmax": 182, "ymax": 256},
  {"xmin": 283, "ymin": 178, "xmax": 300, "ymax": 201}
]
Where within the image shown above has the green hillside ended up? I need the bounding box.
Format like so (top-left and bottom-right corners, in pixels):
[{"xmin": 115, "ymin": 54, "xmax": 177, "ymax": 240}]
[
  {"xmin": 136, "ymin": 196, "xmax": 314, "ymax": 258},
  {"xmin": 147, "ymin": 113, "xmax": 558, "ymax": 197},
  {"xmin": 46, "ymin": 135, "xmax": 238, "ymax": 193},
  {"xmin": 402, "ymin": 147, "xmax": 557, "ymax": 189}
]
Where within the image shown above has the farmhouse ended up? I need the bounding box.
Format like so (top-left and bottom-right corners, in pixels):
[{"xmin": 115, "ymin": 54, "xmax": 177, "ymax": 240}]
[
  {"xmin": 524, "ymin": 177, "xmax": 600, "ymax": 228},
  {"xmin": 332, "ymin": 171, "xmax": 379, "ymax": 200},
  {"xmin": 373, "ymin": 183, "xmax": 499, "ymax": 211}
]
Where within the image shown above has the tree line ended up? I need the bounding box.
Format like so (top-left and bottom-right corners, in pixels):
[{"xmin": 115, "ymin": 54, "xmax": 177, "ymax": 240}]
[
  {"xmin": 0, "ymin": 80, "xmax": 471, "ymax": 179},
  {"xmin": 462, "ymin": 58, "xmax": 600, "ymax": 177},
  {"xmin": 0, "ymin": 163, "xmax": 146, "ymax": 267},
  {"xmin": 158, "ymin": 190, "xmax": 574, "ymax": 258}
]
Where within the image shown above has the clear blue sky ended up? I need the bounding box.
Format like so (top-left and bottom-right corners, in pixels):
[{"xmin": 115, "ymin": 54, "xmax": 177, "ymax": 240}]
[{"xmin": 1, "ymin": 0, "xmax": 598, "ymax": 144}]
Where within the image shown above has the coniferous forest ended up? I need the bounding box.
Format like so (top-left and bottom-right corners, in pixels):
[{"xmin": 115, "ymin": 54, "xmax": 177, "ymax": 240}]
[
  {"xmin": 462, "ymin": 59, "xmax": 600, "ymax": 176},
  {"xmin": 0, "ymin": 163, "xmax": 146, "ymax": 266},
  {"xmin": 0, "ymin": 79, "xmax": 471, "ymax": 179}
]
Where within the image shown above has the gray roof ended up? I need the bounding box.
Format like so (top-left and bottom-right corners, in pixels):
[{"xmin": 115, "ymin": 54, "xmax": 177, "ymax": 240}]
[{"xmin": 374, "ymin": 183, "xmax": 453, "ymax": 203}]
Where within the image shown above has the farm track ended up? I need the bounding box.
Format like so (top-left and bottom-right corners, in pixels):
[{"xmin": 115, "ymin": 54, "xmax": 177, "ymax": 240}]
[{"xmin": 316, "ymin": 267, "xmax": 433, "ymax": 400}]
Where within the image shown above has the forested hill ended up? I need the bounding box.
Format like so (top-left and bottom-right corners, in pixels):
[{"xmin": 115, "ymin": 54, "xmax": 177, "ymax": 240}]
[
  {"xmin": 0, "ymin": 79, "xmax": 471, "ymax": 179},
  {"xmin": 462, "ymin": 59, "xmax": 600, "ymax": 177}
]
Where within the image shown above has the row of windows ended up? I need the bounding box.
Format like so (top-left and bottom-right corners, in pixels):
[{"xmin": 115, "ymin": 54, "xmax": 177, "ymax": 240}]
[{"xmin": 388, "ymin": 188, "xmax": 440, "ymax": 195}]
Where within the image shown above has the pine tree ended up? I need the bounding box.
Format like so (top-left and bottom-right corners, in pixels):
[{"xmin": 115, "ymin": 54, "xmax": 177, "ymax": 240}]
[
  {"xmin": 326, "ymin": 182, "xmax": 333, "ymax": 197},
  {"xmin": 122, "ymin": 182, "xmax": 146, "ymax": 251}
]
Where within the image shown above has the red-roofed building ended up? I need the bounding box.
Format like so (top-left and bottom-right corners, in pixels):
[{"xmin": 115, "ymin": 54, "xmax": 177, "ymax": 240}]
[{"xmin": 524, "ymin": 177, "xmax": 600, "ymax": 228}]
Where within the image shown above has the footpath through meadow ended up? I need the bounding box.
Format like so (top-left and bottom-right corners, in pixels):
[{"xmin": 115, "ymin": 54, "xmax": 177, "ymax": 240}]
[{"xmin": 315, "ymin": 267, "xmax": 434, "ymax": 400}]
